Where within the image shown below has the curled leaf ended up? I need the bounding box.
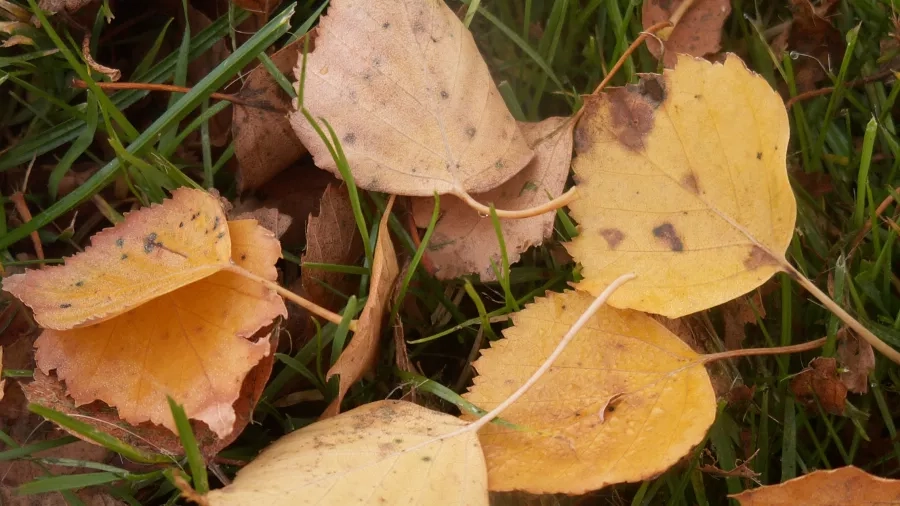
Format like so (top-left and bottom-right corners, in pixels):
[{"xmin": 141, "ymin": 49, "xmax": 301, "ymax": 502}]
[
  {"xmin": 464, "ymin": 290, "xmax": 715, "ymax": 493},
  {"xmin": 206, "ymin": 400, "xmax": 488, "ymax": 506}
]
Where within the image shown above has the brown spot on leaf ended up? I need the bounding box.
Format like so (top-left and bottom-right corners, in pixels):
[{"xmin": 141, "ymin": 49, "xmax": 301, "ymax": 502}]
[
  {"xmin": 599, "ymin": 228, "xmax": 626, "ymax": 249},
  {"xmin": 743, "ymin": 245, "xmax": 776, "ymax": 270},
  {"xmin": 343, "ymin": 132, "xmax": 356, "ymax": 145},
  {"xmin": 682, "ymin": 172, "xmax": 700, "ymax": 194},
  {"xmin": 652, "ymin": 223, "xmax": 684, "ymax": 252},
  {"xmin": 607, "ymin": 77, "xmax": 665, "ymax": 151}
]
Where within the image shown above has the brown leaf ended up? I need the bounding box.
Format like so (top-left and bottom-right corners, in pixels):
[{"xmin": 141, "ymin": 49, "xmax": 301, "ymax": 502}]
[
  {"xmin": 722, "ymin": 292, "xmax": 765, "ymax": 350},
  {"xmin": 321, "ymin": 196, "xmax": 399, "ymax": 418},
  {"xmin": 37, "ymin": 0, "xmax": 94, "ymax": 14},
  {"xmin": 642, "ymin": 0, "xmax": 732, "ymax": 67},
  {"xmin": 837, "ymin": 328, "xmax": 875, "ymax": 394},
  {"xmin": 790, "ymin": 357, "xmax": 846, "ymax": 415},
  {"xmin": 289, "ymin": 0, "xmax": 533, "ymax": 197},
  {"xmin": 232, "ymin": 0, "xmax": 279, "ymax": 14},
  {"xmin": 731, "ymin": 466, "xmax": 900, "ymax": 505},
  {"xmin": 186, "ymin": 6, "xmax": 232, "ymax": 146},
  {"xmin": 411, "ymin": 117, "xmax": 574, "ymax": 280},
  {"xmin": 23, "ymin": 328, "xmax": 279, "ymax": 458},
  {"xmin": 230, "ymin": 207, "xmax": 293, "ymax": 239},
  {"xmin": 234, "ymin": 37, "xmax": 311, "ymax": 192},
  {"xmin": 301, "ymin": 184, "xmax": 364, "ymax": 313},
  {"xmin": 771, "ymin": 0, "xmax": 843, "ymax": 92}
]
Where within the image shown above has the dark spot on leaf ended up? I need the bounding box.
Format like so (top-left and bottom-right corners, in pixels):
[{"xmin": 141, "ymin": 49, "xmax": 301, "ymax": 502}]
[
  {"xmin": 421, "ymin": 456, "xmax": 432, "ymax": 462},
  {"xmin": 440, "ymin": 90, "xmax": 449, "ymax": 99},
  {"xmin": 608, "ymin": 79, "xmax": 661, "ymax": 151},
  {"xmin": 756, "ymin": 152, "xmax": 763, "ymax": 160},
  {"xmin": 121, "ymin": 254, "xmax": 128, "ymax": 260},
  {"xmin": 144, "ymin": 233, "xmax": 158, "ymax": 253},
  {"xmin": 216, "ymin": 232, "xmax": 226, "ymax": 240},
  {"xmin": 179, "ymin": 222, "xmax": 184, "ymax": 228},
  {"xmin": 59, "ymin": 303, "xmax": 71, "ymax": 309},
  {"xmin": 494, "ymin": 160, "xmax": 504, "ymax": 169},
  {"xmin": 382, "ymin": 22, "xmax": 390, "ymax": 29},
  {"xmin": 74, "ymin": 281, "xmax": 84, "ymax": 287},
  {"xmin": 115, "ymin": 238, "xmax": 124, "ymax": 248},
  {"xmin": 599, "ymin": 228, "xmax": 625, "ymax": 249},
  {"xmin": 412, "ymin": 21, "xmax": 424, "ymax": 33},
  {"xmin": 743, "ymin": 245, "xmax": 776, "ymax": 270},
  {"xmin": 694, "ymin": 94, "xmax": 702, "ymax": 99},
  {"xmin": 343, "ymin": 132, "xmax": 356, "ymax": 145},
  {"xmin": 682, "ymin": 172, "xmax": 700, "ymax": 194},
  {"xmin": 635, "ymin": 74, "xmax": 666, "ymax": 106},
  {"xmin": 372, "ymin": 56, "xmax": 381, "ymax": 66},
  {"xmin": 213, "ymin": 216, "xmax": 220, "ymax": 229},
  {"xmin": 652, "ymin": 223, "xmax": 684, "ymax": 252},
  {"xmin": 241, "ymin": 254, "xmax": 247, "ymax": 260},
  {"xmin": 393, "ymin": 438, "xmax": 403, "ymax": 444},
  {"xmin": 465, "ymin": 126, "xmax": 476, "ymax": 138},
  {"xmin": 191, "ymin": 212, "xmax": 200, "ymax": 221}
]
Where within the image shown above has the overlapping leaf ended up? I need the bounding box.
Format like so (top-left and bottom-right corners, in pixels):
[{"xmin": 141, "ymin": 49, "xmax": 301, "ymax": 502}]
[
  {"xmin": 731, "ymin": 466, "xmax": 900, "ymax": 505},
  {"xmin": 289, "ymin": 0, "xmax": 533, "ymax": 197},
  {"xmin": 565, "ymin": 54, "xmax": 796, "ymax": 317},
  {"xmin": 464, "ymin": 290, "xmax": 716, "ymax": 493},
  {"xmin": 205, "ymin": 400, "xmax": 488, "ymax": 506}
]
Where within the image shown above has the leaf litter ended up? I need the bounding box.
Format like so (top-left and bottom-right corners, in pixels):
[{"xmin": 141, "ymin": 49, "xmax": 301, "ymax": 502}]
[{"xmin": 642, "ymin": 0, "xmax": 732, "ymax": 67}]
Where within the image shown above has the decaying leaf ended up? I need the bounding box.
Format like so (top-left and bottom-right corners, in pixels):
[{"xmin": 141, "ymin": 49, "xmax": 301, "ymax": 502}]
[
  {"xmin": 464, "ymin": 290, "xmax": 716, "ymax": 493},
  {"xmin": 771, "ymin": 0, "xmax": 844, "ymax": 92},
  {"xmin": 731, "ymin": 466, "xmax": 900, "ymax": 505},
  {"xmin": 232, "ymin": 0, "xmax": 280, "ymax": 14},
  {"xmin": 722, "ymin": 292, "xmax": 765, "ymax": 350},
  {"xmin": 4, "ymin": 189, "xmax": 232, "ymax": 330},
  {"xmin": 234, "ymin": 37, "xmax": 310, "ymax": 192},
  {"xmin": 565, "ymin": 54, "xmax": 796, "ymax": 317},
  {"xmin": 32, "ymin": 220, "xmax": 286, "ymax": 437},
  {"xmin": 643, "ymin": 0, "xmax": 732, "ymax": 67},
  {"xmin": 411, "ymin": 117, "xmax": 574, "ymax": 280},
  {"xmin": 322, "ymin": 196, "xmax": 399, "ymax": 418},
  {"xmin": 231, "ymin": 207, "xmax": 293, "ymax": 240},
  {"xmin": 205, "ymin": 400, "xmax": 488, "ymax": 506},
  {"xmin": 790, "ymin": 357, "xmax": 846, "ymax": 415},
  {"xmin": 289, "ymin": 0, "xmax": 533, "ymax": 197},
  {"xmin": 301, "ymin": 184, "xmax": 364, "ymax": 313},
  {"xmin": 37, "ymin": 0, "xmax": 94, "ymax": 14},
  {"xmin": 837, "ymin": 328, "xmax": 875, "ymax": 394},
  {"xmin": 0, "ymin": 346, "xmax": 4, "ymax": 402}
]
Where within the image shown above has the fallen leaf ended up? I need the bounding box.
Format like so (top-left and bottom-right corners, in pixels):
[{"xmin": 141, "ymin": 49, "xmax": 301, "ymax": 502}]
[
  {"xmin": 731, "ymin": 466, "xmax": 900, "ymax": 505},
  {"xmin": 322, "ymin": 196, "xmax": 399, "ymax": 418},
  {"xmin": 37, "ymin": 0, "xmax": 94, "ymax": 14},
  {"xmin": 411, "ymin": 117, "xmax": 574, "ymax": 280},
  {"xmin": 772, "ymin": 0, "xmax": 843, "ymax": 92},
  {"xmin": 722, "ymin": 292, "xmax": 765, "ymax": 350},
  {"xmin": 790, "ymin": 357, "xmax": 846, "ymax": 415},
  {"xmin": 301, "ymin": 184, "xmax": 365, "ymax": 313},
  {"xmin": 230, "ymin": 207, "xmax": 293, "ymax": 240},
  {"xmin": 0, "ymin": 346, "xmax": 5, "ymax": 402},
  {"xmin": 234, "ymin": 37, "xmax": 310, "ymax": 192},
  {"xmin": 185, "ymin": 6, "xmax": 232, "ymax": 146},
  {"xmin": 31, "ymin": 219, "xmax": 285, "ymax": 437},
  {"xmin": 24, "ymin": 325, "xmax": 277, "ymax": 457},
  {"xmin": 232, "ymin": 0, "xmax": 279, "ymax": 14},
  {"xmin": 205, "ymin": 400, "xmax": 488, "ymax": 506},
  {"xmin": 4, "ymin": 188, "xmax": 233, "ymax": 330},
  {"xmin": 565, "ymin": 54, "xmax": 796, "ymax": 317},
  {"xmin": 837, "ymin": 328, "xmax": 875, "ymax": 394},
  {"xmin": 642, "ymin": 0, "xmax": 732, "ymax": 67},
  {"xmin": 289, "ymin": 0, "xmax": 533, "ymax": 197},
  {"xmin": 463, "ymin": 290, "xmax": 716, "ymax": 493}
]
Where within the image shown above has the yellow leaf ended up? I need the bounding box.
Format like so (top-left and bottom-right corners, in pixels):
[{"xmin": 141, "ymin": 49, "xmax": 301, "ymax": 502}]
[
  {"xmin": 289, "ymin": 0, "xmax": 533, "ymax": 197},
  {"xmin": 32, "ymin": 219, "xmax": 286, "ymax": 437},
  {"xmin": 205, "ymin": 400, "xmax": 488, "ymax": 506},
  {"xmin": 4, "ymin": 188, "xmax": 232, "ymax": 330},
  {"xmin": 463, "ymin": 290, "xmax": 715, "ymax": 493},
  {"xmin": 731, "ymin": 466, "xmax": 900, "ymax": 505},
  {"xmin": 321, "ymin": 196, "xmax": 399, "ymax": 418},
  {"xmin": 411, "ymin": 117, "xmax": 575, "ymax": 280},
  {"xmin": 565, "ymin": 54, "xmax": 795, "ymax": 317}
]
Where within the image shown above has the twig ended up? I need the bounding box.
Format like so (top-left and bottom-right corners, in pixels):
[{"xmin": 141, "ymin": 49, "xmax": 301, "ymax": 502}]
[
  {"xmin": 69, "ymin": 79, "xmax": 268, "ymax": 109},
  {"xmin": 701, "ymin": 336, "xmax": 828, "ymax": 363},
  {"xmin": 590, "ymin": 20, "xmax": 672, "ymax": 97},
  {"xmin": 785, "ymin": 70, "xmax": 895, "ymax": 109}
]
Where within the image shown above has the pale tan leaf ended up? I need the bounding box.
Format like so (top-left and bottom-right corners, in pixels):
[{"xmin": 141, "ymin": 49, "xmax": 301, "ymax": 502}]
[
  {"xmin": 289, "ymin": 0, "xmax": 533, "ymax": 197},
  {"xmin": 205, "ymin": 400, "xmax": 488, "ymax": 506},
  {"xmin": 731, "ymin": 466, "xmax": 900, "ymax": 505},
  {"xmin": 411, "ymin": 117, "xmax": 574, "ymax": 280}
]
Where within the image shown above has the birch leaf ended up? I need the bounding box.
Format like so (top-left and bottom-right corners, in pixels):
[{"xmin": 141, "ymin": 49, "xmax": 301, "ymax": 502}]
[
  {"xmin": 411, "ymin": 117, "xmax": 574, "ymax": 280},
  {"xmin": 565, "ymin": 54, "xmax": 796, "ymax": 317},
  {"xmin": 205, "ymin": 400, "xmax": 488, "ymax": 506},
  {"xmin": 732, "ymin": 466, "xmax": 900, "ymax": 505},
  {"xmin": 289, "ymin": 0, "xmax": 533, "ymax": 197},
  {"xmin": 3, "ymin": 188, "xmax": 232, "ymax": 330},
  {"xmin": 463, "ymin": 290, "xmax": 716, "ymax": 493}
]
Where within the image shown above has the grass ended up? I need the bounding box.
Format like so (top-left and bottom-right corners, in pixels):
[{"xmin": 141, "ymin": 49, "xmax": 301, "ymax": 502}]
[{"xmin": 0, "ymin": 0, "xmax": 899, "ymax": 504}]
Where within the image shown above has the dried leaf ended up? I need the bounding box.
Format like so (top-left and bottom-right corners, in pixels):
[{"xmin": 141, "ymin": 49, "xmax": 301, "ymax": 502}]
[
  {"xmin": 232, "ymin": 0, "xmax": 279, "ymax": 14},
  {"xmin": 186, "ymin": 6, "xmax": 231, "ymax": 146},
  {"xmin": 301, "ymin": 184, "xmax": 364, "ymax": 313},
  {"xmin": 772, "ymin": 0, "xmax": 843, "ymax": 92},
  {"xmin": 234, "ymin": 37, "xmax": 310, "ymax": 192},
  {"xmin": 231, "ymin": 207, "xmax": 293, "ymax": 240},
  {"xmin": 565, "ymin": 54, "xmax": 796, "ymax": 317},
  {"xmin": 463, "ymin": 290, "xmax": 716, "ymax": 493},
  {"xmin": 322, "ymin": 196, "xmax": 399, "ymax": 418},
  {"xmin": 31, "ymin": 219, "xmax": 285, "ymax": 437},
  {"xmin": 731, "ymin": 466, "xmax": 900, "ymax": 505},
  {"xmin": 411, "ymin": 117, "xmax": 574, "ymax": 280},
  {"xmin": 205, "ymin": 400, "xmax": 488, "ymax": 506},
  {"xmin": 0, "ymin": 346, "xmax": 4, "ymax": 402},
  {"xmin": 790, "ymin": 357, "xmax": 846, "ymax": 415},
  {"xmin": 722, "ymin": 293, "xmax": 765, "ymax": 350},
  {"xmin": 837, "ymin": 329, "xmax": 875, "ymax": 394},
  {"xmin": 37, "ymin": 0, "xmax": 94, "ymax": 14},
  {"xmin": 289, "ymin": 0, "xmax": 533, "ymax": 197},
  {"xmin": 4, "ymin": 188, "xmax": 232, "ymax": 330},
  {"xmin": 642, "ymin": 0, "xmax": 732, "ymax": 67}
]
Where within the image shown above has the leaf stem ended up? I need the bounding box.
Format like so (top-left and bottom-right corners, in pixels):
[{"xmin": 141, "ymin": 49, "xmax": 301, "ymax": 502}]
[
  {"xmin": 226, "ymin": 265, "xmax": 357, "ymax": 331},
  {"xmin": 455, "ymin": 186, "xmax": 578, "ymax": 219},
  {"xmin": 782, "ymin": 262, "xmax": 900, "ymax": 365},
  {"xmin": 701, "ymin": 337, "xmax": 828, "ymax": 364}
]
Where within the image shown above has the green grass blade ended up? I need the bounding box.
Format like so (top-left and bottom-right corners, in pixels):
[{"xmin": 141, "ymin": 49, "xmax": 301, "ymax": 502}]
[{"xmin": 166, "ymin": 397, "xmax": 208, "ymax": 494}]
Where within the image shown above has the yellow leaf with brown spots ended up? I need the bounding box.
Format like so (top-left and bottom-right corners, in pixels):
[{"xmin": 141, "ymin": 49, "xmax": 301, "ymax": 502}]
[
  {"xmin": 289, "ymin": 0, "xmax": 533, "ymax": 197},
  {"xmin": 731, "ymin": 466, "xmax": 900, "ymax": 505},
  {"xmin": 4, "ymin": 188, "xmax": 232, "ymax": 330},
  {"xmin": 205, "ymin": 400, "xmax": 488, "ymax": 506},
  {"xmin": 33, "ymin": 220, "xmax": 286, "ymax": 437},
  {"xmin": 463, "ymin": 290, "xmax": 715, "ymax": 493},
  {"xmin": 565, "ymin": 54, "xmax": 796, "ymax": 317}
]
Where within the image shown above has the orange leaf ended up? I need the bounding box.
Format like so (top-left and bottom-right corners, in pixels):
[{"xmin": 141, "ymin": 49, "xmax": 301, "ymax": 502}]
[
  {"xmin": 4, "ymin": 188, "xmax": 232, "ymax": 330},
  {"xmin": 321, "ymin": 196, "xmax": 399, "ymax": 418},
  {"xmin": 731, "ymin": 466, "xmax": 900, "ymax": 505},
  {"xmin": 32, "ymin": 219, "xmax": 286, "ymax": 437}
]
